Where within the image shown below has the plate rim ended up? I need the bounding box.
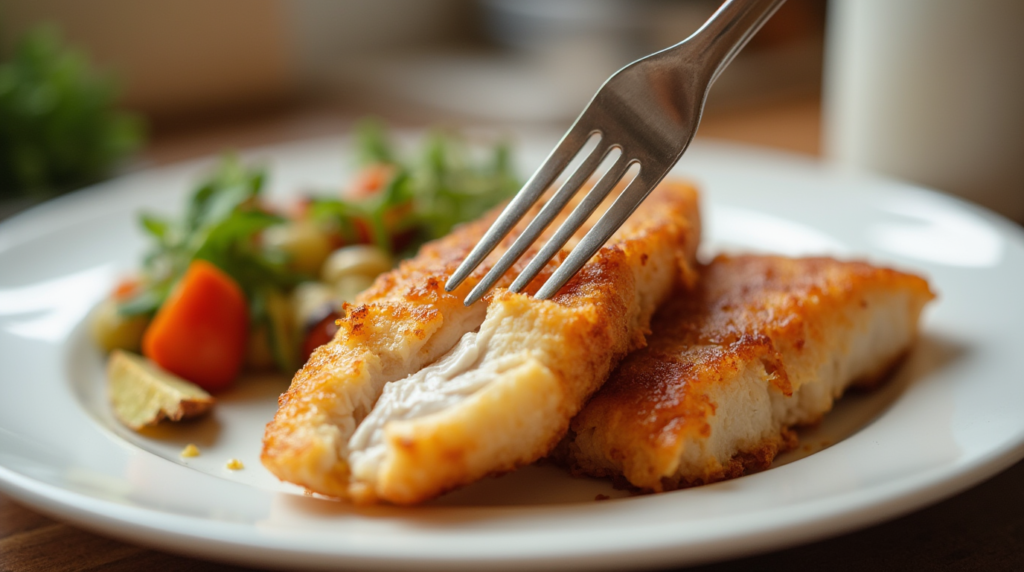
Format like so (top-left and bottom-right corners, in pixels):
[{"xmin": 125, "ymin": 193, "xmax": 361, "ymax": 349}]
[
  {"xmin": 3, "ymin": 440, "xmax": 1022, "ymax": 571},
  {"xmin": 2, "ymin": 137, "xmax": 1024, "ymax": 570}
]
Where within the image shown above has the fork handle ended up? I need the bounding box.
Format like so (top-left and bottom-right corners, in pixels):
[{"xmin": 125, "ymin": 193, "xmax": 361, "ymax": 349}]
[{"xmin": 684, "ymin": 0, "xmax": 787, "ymax": 84}]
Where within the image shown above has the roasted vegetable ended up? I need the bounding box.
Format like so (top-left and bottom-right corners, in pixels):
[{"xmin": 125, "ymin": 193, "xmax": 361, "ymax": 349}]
[
  {"xmin": 142, "ymin": 260, "xmax": 249, "ymax": 391},
  {"xmin": 263, "ymin": 221, "xmax": 333, "ymax": 277},
  {"xmin": 320, "ymin": 245, "xmax": 393, "ymax": 285},
  {"xmin": 90, "ymin": 298, "xmax": 149, "ymax": 353},
  {"xmin": 96, "ymin": 123, "xmax": 521, "ymax": 385},
  {"xmin": 124, "ymin": 156, "xmax": 303, "ymax": 317},
  {"xmin": 107, "ymin": 350, "xmax": 214, "ymax": 430},
  {"xmin": 301, "ymin": 310, "xmax": 341, "ymax": 364}
]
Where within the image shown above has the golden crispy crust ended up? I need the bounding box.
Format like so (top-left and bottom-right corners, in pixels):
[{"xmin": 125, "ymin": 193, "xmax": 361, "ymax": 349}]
[
  {"xmin": 562, "ymin": 255, "xmax": 935, "ymax": 492},
  {"xmin": 261, "ymin": 180, "xmax": 701, "ymax": 503}
]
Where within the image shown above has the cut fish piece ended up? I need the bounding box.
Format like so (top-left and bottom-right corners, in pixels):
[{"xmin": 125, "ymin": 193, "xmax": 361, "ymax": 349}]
[
  {"xmin": 261, "ymin": 181, "xmax": 701, "ymax": 504},
  {"xmin": 560, "ymin": 255, "xmax": 935, "ymax": 492}
]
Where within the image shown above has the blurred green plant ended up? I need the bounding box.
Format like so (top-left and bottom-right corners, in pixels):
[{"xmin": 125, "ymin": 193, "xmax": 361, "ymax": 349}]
[{"xmin": 0, "ymin": 26, "xmax": 143, "ymax": 198}]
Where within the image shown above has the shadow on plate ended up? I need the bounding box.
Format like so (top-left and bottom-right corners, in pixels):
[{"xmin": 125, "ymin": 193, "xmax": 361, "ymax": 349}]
[
  {"xmin": 773, "ymin": 332, "xmax": 969, "ymax": 466},
  {"xmin": 69, "ymin": 321, "xmax": 968, "ymax": 509}
]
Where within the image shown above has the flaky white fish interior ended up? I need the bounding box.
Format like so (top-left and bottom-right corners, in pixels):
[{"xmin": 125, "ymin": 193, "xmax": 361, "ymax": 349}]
[
  {"xmin": 559, "ymin": 255, "xmax": 935, "ymax": 492},
  {"xmin": 261, "ymin": 181, "xmax": 701, "ymax": 504}
]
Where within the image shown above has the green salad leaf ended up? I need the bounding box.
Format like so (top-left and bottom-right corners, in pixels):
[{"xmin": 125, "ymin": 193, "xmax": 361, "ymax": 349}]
[
  {"xmin": 120, "ymin": 122, "xmax": 520, "ymax": 375},
  {"xmin": 123, "ymin": 156, "xmax": 302, "ymax": 317},
  {"xmin": 310, "ymin": 119, "xmax": 520, "ymax": 258}
]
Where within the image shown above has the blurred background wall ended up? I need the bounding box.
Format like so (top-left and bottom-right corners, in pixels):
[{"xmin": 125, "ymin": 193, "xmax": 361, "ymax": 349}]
[
  {"xmin": 0, "ymin": 0, "xmax": 824, "ymax": 126},
  {"xmin": 1, "ymin": 0, "xmax": 294, "ymax": 121},
  {"xmin": 2, "ymin": 0, "xmax": 1021, "ymax": 221},
  {"xmin": 824, "ymin": 0, "xmax": 1024, "ymax": 221}
]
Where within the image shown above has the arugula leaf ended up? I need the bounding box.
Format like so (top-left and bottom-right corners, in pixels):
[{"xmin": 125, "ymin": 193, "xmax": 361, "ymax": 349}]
[
  {"xmin": 311, "ymin": 125, "xmax": 520, "ymax": 259},
  {"xmin": 408, "ymin": 131, "xmax": 519, "ymax": 240},
  {"xmin": 120, "ymin": 125, "xmax": 521, "ymax": 379},
  {"xmin": 194, "ymin": 210, "xmax": 300, "ymax": 297},
  {"xmin": 306, "ymin": 197, "xmax": 362, "ymax": 245},
  {"xmin": 354, "ymin": 118, "xmax": 396, "ymax": 166},
  {"xmin": 124, "ymin": 156, "xmax": 301, "ymax": 317},
  {"xmin": 185, "ymin": 156, "xmax": 264, "ymax": 232},
  {"xmin": 139, "ymin": 214, "xmax": 171, "ymax": 244}
]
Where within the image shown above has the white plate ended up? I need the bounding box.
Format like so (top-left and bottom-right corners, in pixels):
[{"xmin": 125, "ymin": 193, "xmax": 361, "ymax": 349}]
[{"xmin": 2, "ymin": 136, "xmax": 1023, "ymax": 571}]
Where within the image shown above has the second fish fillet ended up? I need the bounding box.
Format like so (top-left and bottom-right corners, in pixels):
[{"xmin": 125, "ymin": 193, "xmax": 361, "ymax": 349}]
[{"xmin": 560, "ymin": 255, "xmax": 934, "ymax": 492}]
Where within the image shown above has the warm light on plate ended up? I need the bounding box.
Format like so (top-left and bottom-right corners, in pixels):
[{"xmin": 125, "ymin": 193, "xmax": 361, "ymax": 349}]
[
  {"xmin": 1, "ymin": 137, "xmax": 1023, "ymax": 570},
  {"xmin": 867, "ymin": 194, "xmax": 1005, "ymax": 268}
]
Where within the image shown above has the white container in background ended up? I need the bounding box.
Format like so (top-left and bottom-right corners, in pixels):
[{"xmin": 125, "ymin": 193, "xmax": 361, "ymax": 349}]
[{"xmin": 824, "ymin": 0, "xmax": 1024, "ymax": 221}]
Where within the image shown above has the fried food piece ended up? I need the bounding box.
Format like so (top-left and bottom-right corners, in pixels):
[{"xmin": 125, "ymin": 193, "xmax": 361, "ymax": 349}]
[
  {"xmin": 560, "ymin": 255, "xmax": 935, "ymax": 492},
  {"xmin": 261, "ymin": 181, "xmax": 701, "ymax": 504},
  {"xmin": 107, "ymin": 350, "xmax": 214, "ymax": 430}
]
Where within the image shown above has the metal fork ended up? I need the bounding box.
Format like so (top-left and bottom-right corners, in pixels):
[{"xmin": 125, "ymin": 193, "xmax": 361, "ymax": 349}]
[{"xmin": 446, "ymin": 0, "xmax": 786, "ymax": 305}]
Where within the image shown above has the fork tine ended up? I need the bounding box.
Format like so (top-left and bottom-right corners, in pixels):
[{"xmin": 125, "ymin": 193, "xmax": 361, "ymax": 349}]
[
  {"xmin": 534, "ymin": 167, "xmax": 663, "ymax": 300},
  {"xmin": 444, "ymin": 127, "xmax": 595, "ymax": 293},
  {"xmin": 508, "ymin": 156, "xmax": 632, "ymax": 295},
  {"xmin": 461, "ymin": 142, "xmax": 613, "ymax": 306}
]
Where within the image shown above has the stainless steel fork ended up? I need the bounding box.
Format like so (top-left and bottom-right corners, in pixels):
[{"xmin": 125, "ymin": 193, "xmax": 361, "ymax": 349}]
[{"xmin": 446, "ymin": 0, "xmax": 786, "ymax": 305}]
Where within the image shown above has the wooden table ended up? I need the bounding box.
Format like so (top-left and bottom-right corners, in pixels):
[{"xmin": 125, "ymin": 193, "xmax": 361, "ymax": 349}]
[{"xmin": 3, "ymin": 98, "xmax": 1022, "ymax": 571}]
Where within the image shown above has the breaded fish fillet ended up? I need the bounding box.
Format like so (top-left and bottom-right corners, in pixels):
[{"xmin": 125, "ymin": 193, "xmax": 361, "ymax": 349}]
[
  {"xmin": 561, "ymin": 255, "xmax": 934, "ymax": 492},
  {"xmin": 261, "ymin": 181, "xmax": 701, "ymax": 504}
]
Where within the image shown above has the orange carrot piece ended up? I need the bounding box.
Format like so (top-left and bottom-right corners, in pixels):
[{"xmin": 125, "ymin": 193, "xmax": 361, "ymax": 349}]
[{"xmin": 142, "ymin": 260, "xmax": 249, "ymax": 392}]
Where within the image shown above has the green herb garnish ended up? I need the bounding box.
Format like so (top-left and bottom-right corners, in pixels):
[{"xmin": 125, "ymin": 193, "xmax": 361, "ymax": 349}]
[
  {"xmin": 310, "ymin": 119, "xmax": 520, "ymax": 258},
  {"xmin": 121, "ymin": 122, "xmax": 520, "ymax": 375},
  {"xmin": 124, "ymin": 156, "xmax": 302, "ymax": 317}
]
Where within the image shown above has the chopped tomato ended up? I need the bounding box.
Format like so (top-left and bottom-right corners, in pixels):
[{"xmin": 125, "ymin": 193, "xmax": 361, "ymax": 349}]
[
  {"xmin": 302, "ymin": 310, "xmax": 341, "ymax": 363},
  {"xmin": 390, "ymin": 227, "xmax": 419, "ymax": 254},
  {"xmin": 382, "ymin": 201, "xmax": 412, "ymax": 228},
  {"xmin": 111, "ymin": 277, "xmax": 142, "ymax": 301},
  {"xmin": 142, "ymin": 260, "xmax": 249, "ymax": 392},
  {"xmin": 347, "ymin": 164, "xmax": 394, "ymax": 199}
]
